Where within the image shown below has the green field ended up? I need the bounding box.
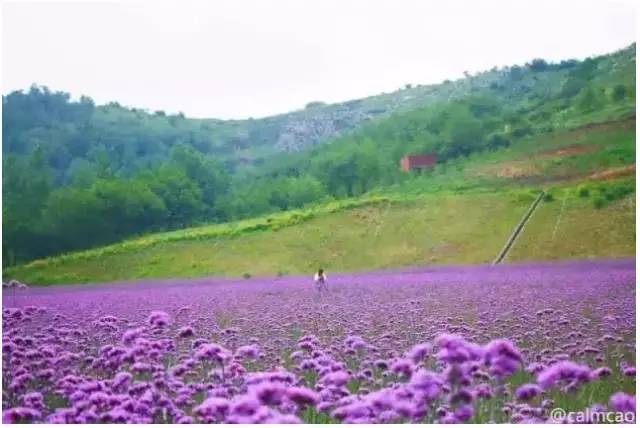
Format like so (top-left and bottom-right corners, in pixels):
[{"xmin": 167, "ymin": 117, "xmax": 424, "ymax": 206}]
[
  {"xmin": 6, "ymin": 118, "xmax": 635, "ymax": 285},
  {"xmin": 508, "ymin": 185, "xmax": 636, "ymax": 262}
]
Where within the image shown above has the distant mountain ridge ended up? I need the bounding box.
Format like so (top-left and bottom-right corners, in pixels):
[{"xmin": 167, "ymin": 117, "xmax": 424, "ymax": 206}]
[{"xmin": 4, "ymin": 44, "xmax": 635, "ymax": 176}]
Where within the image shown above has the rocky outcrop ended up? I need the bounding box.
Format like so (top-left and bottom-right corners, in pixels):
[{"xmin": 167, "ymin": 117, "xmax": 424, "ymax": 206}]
[{"xmin": 274, "ymin": 108, "xmax": 373, "ymax": 152}]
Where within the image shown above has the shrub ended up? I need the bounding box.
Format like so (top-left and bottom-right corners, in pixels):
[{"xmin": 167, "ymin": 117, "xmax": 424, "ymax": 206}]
[
  {"xmin": 600, "ymin": 183, "xmax": 634, "ymax": 202},
  {"xmin": 543, "ymin": 193, "xmax": 554, "ymax": 202},
  {"xmin": 487, "ymin": 134, "xmax": 511, "ymax": 150},
  {"xmin": 242, "ymin": 273, "xmax": 252, "ymax": 279},
  {"xmin": 578, "ymin": 187, "xmax": 590, "ymax": 198},
  {"xmin": 593, "ymin": 197, "xmax": 606, "ymax": 209},
  {"xmin": 511, "ymin": 125, "xmax": 533, "ymax": 139}
]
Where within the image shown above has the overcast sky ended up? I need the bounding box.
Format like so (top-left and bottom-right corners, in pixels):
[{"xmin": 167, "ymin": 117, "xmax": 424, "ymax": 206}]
[{"xmin": 2, "ymin": 0, "xmax": 636, "ymax": 119}]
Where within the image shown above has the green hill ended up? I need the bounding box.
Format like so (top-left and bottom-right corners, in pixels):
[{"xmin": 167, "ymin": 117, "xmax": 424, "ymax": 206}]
[{"xmin": 6, "ymin": 115, "xmax": 635, "ymax": 285}]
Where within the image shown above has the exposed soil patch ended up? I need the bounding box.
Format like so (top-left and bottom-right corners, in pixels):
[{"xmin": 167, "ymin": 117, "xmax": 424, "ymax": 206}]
[
  {"xmin": 498, "ymin": 166, "xmax": 535, "ymax": 178},
  {"xmin": 534, "ymin": 144, "xmax": 597, "ymax": 159},
  {"xmin": 473, "ymin": 161, "xmax": 544, "ymax": 181},
  {"xmin": 586, "ymin": 165, "xmax": 636, "ymax": 182}
]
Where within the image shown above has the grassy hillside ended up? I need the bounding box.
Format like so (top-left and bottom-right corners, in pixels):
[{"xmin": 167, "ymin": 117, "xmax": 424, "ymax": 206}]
[
  {"xmin": 6, "ymin": 116, "xmax": 635, "ymax": 285},
  {"xmin": 508, "ymin": 181, "xmax": 635, "ymax": 262}
]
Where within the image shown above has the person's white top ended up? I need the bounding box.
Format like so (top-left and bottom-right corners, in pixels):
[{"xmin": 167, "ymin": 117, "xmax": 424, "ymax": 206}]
[{"xmin": 314, "ymin": 272, "xmax": 327, "ymax": 282}]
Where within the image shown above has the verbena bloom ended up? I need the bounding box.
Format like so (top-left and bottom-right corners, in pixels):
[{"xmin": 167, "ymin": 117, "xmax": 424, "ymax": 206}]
[
  {"xmin": 250, "ymin": 381, "xmax": 287, "ymax": 406},
  {"xmin": 435, "ymin": 334, "xmax": 484, "ymax": 364},
  {"xmin": 390, "ymin": 358, "xmax": 414, "ymax": 378},
  {"xmin": 147, "ymin": 311, "xmax": 170, "ymax": 328},
  {"xmin": 285, "ymin": 387, "xmax": 319, "ymax": 407},
  {"xmin": 122, "ymin": 327, "xmax": 144, "ymax": 345},
  {"xmin": 515, "ymin": 384, "xmax": 543, "ymax": 401},
  {"xmin": 622, "ymin": 366, "xmax": 636, "ymax": 377},
  {"xmin": 409, "ymin": 369, "xmax": 443, "ymax": 400},
  {"xmin": 537, "ymin": 361, "xmax": 594, "ymax": 390},
  {"xmin": 320, "ymin": 370, "xmax": 350, "ymax": 387},
  {"xmin": 3, "ymin": 407, "xmax": 42, "ymax": 424},
  {"xmin": 195, "ymin": 343, "xmax": 231, "ymax": 364},
  {"xmin": 344, "ymin": 335, "xmax": 367, "ymax": 351},
  {"xmin": 454, "ymin": 404, "xmax": 474, "ymax": 422},
  {"xmin": 194, "ymin": 397, "xmax": 231, "ymax": 420},
  {"xmin": 407, "ymin": 343, "xmax": 430, "ymax": 364},
  {"xmin": 483, "ymin": 339, "xmax": 523, "ymax": 379},
  {"xmin": 235, "ymin": 344, "xmax": 261, "ymax": 360},
  {"xmin": 609, "ymin": 392, "xmax": 636, "ymax": 414},
  {"xmin": 592, "ymin": 367, "xmax": 612, "ymax": 379}
]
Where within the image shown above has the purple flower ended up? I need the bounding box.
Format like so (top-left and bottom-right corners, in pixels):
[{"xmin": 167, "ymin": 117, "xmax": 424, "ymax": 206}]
[
  {"xmin": 407, "ymin": 343, "xmax": 430, "ymax": 364},
  {"xmin": 3, "ymin": 407, "xmax": 41, "ymax": 424},
  {"xmin": 147, "ymin": 311, "xmax": 170, "ymax": 328},
  {"xmin": 483, "ymin": 339, "xmax": 523, "ymax": 379},
  {"xmin": 454, "ymin": 404, "xmax": 474, "ymax": 422},
  {"xmin": 623, "ymin": 366, "xmax": 636, "ymax": 377},
  {"xmin": 229, "ymin": 395, "xmax": 261, "ymax": 417},
  {"xmin": 112, "ymin": 372, "xmax": 133, "ymax": 389},
  {"xmin": 474, "ymin": 383, "xmax": 493, "ymax": 399},
  {"xmin": 390, "ymin": 358, "xmax": 414, "ymax": 378},
  {"xmin": 609, "ymin": 392, "xmax": 636, "ymax": 414},
  {"xmin": 515, "ymin": 384, "xmax": 543, "ymax": 401},
  {"xmin": 409, "ymin": 369, "xmax": 443, "ymax": 400},
  {"xmin": 331, "ymin": 401, "xmax": 373, "ymax": 422},
  {"xmin": 195, "ymin": 343, "xmax": 231, "ymax": 364},
  {"xmin": 122, "ymin": 327, "xmax": 144, "ymax": 345},
  {"xmin": 537, "ymin": 361, "xmax": 594, "ymax": 390},
  {"xmin": 250, "ymin": 381, "xmax": 287, "ymax": 406},
  {"xmin": 22, "ymin": 392, "xmax": 45, "ymax": 410},
  {"xmin": 285, "ymin": 386, "xmax": 319, "ymax": 407},
  {"xmin": 526, "ymin": 363, "xmax": 546, "ymax": 374},
  {"xmin": 235, "ymin": 344, "xmax": 261, "ymax": 360},
  {"xmin": 320, "ymin": 370, "xmax": 350, "ymax": 387},
  {"xmin": 592, "ymin": 367, "xmax": 612, "ymax": 379},
  {"xmin": 344, "ymin": 335, "xmax": 367, "ymax": 351},
  {"xmin": 435, "ymin": 334, "xmax": 484, "ymax": 364},
  {"xmin": 194, "ymin": 397, "xmax": 231, "ymax": 420}
]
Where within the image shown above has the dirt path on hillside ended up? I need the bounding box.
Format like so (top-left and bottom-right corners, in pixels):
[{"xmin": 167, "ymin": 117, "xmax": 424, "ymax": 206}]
[{"xmin": 586, "ymin": 165, "xmax": 636, "ymax": 182}]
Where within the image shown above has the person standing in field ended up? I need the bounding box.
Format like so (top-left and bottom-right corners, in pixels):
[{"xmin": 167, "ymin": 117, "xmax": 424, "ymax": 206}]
[{"xmin": 314, "ymin": 268, "xmax": 327, "ymax": 293}]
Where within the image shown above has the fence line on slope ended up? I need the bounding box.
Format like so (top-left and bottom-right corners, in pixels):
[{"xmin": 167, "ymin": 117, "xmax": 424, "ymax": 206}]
[{"xmin": 493, "ymin": 191, "xmax": 546, "ymax": 265}]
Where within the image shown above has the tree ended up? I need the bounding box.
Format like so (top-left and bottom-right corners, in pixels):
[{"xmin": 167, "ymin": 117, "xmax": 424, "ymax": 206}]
[
  {"xmin": 612, "ymin": 84, "xmax": 627, "ymax": 102},
  {"xmin": 170, "ymin": 144, "xmax": 230, "ymax": 216},
  {"xmin": 440, "ymin": 105, "xmax": 485, "ymax": 158},
  {"xmin": 560, "ymin": 77, "xmax": 588, "ymax": 98},
  {"xmin": 529, "ymin": 58, "xmax": 549, "ymax": 72},
  {"xmin": 142, "ymin": 166, "xmax": 204, "ymax": 228},
  {"xmin": 577, "ymin": 86, "xmax": 601, "ymax": 112}
]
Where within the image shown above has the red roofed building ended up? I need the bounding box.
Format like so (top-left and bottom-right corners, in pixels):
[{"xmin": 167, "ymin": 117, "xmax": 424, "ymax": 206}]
[{"xmin": 400, "ymin": 154, "xmax": 437, "ymax": 172}]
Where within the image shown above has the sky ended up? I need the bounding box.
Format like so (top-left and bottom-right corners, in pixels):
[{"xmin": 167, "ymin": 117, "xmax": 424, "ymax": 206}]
[{"xmin": 2, "ymin": 0, "xmax": 636, "ymax": 119}]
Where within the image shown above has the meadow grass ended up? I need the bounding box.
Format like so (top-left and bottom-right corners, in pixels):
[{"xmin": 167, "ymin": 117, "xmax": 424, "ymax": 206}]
[
  {"xmin": 507, "ymin": 180, "xmax": 635, "ymax": 263},
  {"xmin": 7, "ymin": 192, "xmax": 528, "ymax": 284}
]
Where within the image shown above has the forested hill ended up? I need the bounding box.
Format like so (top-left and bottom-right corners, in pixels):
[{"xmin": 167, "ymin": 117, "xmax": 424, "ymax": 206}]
[{"xmin": 2, "ymin": 43, "xmax": 635, "ymax": 266}]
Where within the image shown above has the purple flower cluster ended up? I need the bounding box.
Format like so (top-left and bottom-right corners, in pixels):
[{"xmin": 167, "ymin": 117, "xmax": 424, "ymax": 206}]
[{"xmin": 1, "ymin": 259, "xmax": 635, "ymax": 423}]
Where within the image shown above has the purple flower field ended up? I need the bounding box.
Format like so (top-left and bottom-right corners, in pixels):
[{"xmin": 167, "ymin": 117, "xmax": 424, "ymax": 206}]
[{"xmin": 2, "ymin": 259, "xmax": 636, "ymax": 423}]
